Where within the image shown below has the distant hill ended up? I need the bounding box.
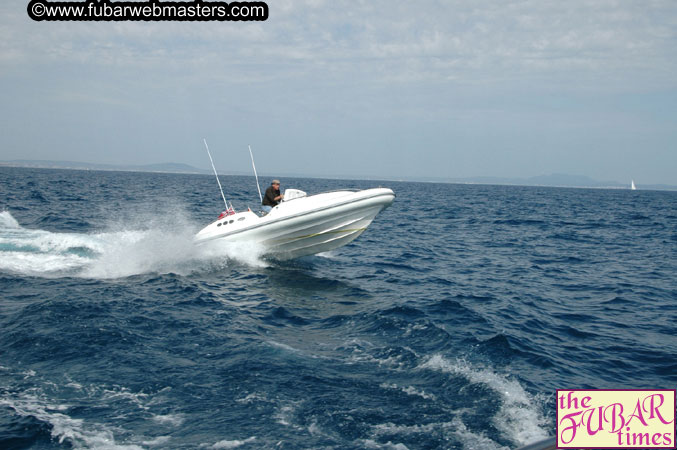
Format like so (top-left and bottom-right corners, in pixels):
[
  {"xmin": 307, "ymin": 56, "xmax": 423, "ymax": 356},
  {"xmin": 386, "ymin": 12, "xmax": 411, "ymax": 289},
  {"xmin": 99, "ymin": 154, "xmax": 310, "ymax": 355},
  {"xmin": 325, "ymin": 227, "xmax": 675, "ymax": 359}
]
[
  {"xmin": 412, "ymin": 173, "xmax": 675, "ymax": 191},
  {"xmin": 468, "ymin": 173, "xmax": 623, "ymax": 188},
  {"xmin": 1, "ymin": 160, "xmax": 674, "ymax": 190},
  {"xmin": 1, "ymin": 160, "xmax": 208, "ymax": 174}
]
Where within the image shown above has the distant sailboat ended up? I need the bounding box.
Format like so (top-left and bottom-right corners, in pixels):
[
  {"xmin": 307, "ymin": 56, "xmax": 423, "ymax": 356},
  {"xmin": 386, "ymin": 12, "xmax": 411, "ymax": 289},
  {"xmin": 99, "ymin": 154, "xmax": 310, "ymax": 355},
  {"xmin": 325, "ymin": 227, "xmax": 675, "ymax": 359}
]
[{"xmin": 631, "ymin": 180, "xmax": 637, "ymax": 190}]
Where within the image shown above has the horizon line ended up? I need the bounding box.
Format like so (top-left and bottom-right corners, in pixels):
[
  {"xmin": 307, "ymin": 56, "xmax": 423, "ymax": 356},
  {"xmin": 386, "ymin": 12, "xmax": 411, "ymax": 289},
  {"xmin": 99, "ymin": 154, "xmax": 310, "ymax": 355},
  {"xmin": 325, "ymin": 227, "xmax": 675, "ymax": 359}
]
[{"xmin": 1, "ymin": 159, "xmax": 675, "ymax": 191}]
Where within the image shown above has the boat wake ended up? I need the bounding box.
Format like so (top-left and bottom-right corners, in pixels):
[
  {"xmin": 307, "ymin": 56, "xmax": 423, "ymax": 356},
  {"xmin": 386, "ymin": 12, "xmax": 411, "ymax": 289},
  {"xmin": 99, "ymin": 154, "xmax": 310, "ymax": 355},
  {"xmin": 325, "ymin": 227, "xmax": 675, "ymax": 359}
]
[
  {"xmin": 0, "ymin": 392, "xmax": 144, "ymax": 450},
  {"xmin": 0, "ymin": 210, "xmax": 268, "ymax": 279},
  {"xmin": 420, "ymin": 354, "xmax": 550, "ymax": 446}
]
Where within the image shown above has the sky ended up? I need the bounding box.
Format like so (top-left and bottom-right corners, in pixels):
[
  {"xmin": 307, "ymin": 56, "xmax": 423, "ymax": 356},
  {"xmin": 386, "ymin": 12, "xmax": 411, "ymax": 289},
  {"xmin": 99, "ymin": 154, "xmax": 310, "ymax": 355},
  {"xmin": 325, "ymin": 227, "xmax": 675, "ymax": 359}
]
[{"xmin": 1, "ymin": 0, "xmax": 676, "ymax": 184}]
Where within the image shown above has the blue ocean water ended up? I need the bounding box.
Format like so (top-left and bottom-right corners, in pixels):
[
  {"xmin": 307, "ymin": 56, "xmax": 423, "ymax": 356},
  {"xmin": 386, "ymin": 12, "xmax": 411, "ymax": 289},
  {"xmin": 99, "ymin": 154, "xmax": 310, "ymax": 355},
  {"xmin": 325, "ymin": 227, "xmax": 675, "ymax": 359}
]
[{"xmin": 0, "ymin": 166, "xmax": 675, "ymax": 449}]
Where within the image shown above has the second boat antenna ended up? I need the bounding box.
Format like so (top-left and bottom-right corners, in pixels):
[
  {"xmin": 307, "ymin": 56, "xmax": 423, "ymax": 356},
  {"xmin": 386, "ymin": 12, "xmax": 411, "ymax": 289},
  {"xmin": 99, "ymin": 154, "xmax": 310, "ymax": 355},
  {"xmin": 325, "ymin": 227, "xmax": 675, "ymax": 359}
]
[{"xmin": 249, "ymin": 144, "xmax": 263, "ymax": 204}]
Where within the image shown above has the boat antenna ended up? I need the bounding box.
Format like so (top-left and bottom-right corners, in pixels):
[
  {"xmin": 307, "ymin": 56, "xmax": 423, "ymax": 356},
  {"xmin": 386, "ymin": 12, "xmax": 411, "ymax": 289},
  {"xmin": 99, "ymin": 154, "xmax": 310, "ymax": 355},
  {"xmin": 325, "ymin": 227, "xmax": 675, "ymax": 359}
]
[
  {"xmin": 248, "ymin": 144, "xmax": 263, "ymax": 204},
  {"xmin": 203, "ymin": 138, "xmax": 229, "ymax": 211}
]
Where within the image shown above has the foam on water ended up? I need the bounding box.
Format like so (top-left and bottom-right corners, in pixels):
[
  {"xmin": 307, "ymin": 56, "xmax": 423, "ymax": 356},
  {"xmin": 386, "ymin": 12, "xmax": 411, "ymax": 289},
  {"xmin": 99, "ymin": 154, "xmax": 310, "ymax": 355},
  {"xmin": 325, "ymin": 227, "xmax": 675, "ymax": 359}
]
[
  {"xmin": 419, "ymin": 354, "xmax": 549, "ymax": 446},
  {"xmin": 0, "ymin": 394, "xmax": 142, "ymax": 450},
  {"xmin": 0, "ymin": 210, "xmax": 268, "ymax": 279},
  {"xmin": 379, "ymin": 383, "xmax": 437, "ymax": 401},
  {"xmin": 209, "ymin": 437, "xmax": 257, "ymax": 449},
  {"xmin": 141, "ymin": 436, "xmax": 172, "ymax": 447},
  {"xmin": 369, "ymin": 419, "xmax": 507, "ymax": 450},
  {"xmin": 449, "ymin": 417, "xmax": 510, "ymax": 450},
  {"xmin": 151, "ymin": 414, "xmax": 185, "ymax": 427},
  {"xmin": 0, "ymin": 210, "xmax": 21, "ymax": 228},
  {"xmin": 359, "ymin": 439, "xmax": 410, "ymax": 450}
]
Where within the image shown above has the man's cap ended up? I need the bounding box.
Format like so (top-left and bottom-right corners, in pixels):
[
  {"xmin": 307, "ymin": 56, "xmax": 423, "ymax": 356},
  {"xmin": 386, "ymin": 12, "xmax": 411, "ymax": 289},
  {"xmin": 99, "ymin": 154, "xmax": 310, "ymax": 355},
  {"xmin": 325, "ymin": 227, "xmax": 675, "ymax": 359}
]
[{"xmin": 272, "ymin": 179, "xmax": 281, "ymax": 184}]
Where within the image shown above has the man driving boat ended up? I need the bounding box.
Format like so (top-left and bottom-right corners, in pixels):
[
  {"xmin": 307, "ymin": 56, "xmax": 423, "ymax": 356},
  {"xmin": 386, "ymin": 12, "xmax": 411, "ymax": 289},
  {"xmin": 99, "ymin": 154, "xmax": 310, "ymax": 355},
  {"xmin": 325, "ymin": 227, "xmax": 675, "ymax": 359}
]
[{"xmin": 262, "ymin": 179, "xmax": 284, "ymax": 213}]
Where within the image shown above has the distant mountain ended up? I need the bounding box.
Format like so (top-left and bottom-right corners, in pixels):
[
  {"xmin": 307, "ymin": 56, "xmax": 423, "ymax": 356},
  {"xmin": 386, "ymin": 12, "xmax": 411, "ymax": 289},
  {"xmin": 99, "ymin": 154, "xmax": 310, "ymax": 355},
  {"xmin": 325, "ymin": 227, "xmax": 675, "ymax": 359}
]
[
  {"xmin": 525, "ymin": 173, "xmax": 627, "ymax": 188},
  {"xmin": 527, "ymin": 173, "xmax": 599, "ymax": 186},
  {"xmin": 137, "ymin": 162, "xmax": 208, "ymax": 174},
  {"xmin": 398, "ymin": 173, "xmax": 675, "ymax": 191},
  {"xmin": 1, "ymin": 160, "xmax": 208, "ymax": 174},
  {"xmin": 443, "ymin": 173, "xmax": 622, "ymax": 188},
  {"xmin": 1, "ymin": 161, "xmax": 674, "ymax": 190},
  {"xmin": 492, "ymin": 173, "xmax": 673, "ymax": 190}
]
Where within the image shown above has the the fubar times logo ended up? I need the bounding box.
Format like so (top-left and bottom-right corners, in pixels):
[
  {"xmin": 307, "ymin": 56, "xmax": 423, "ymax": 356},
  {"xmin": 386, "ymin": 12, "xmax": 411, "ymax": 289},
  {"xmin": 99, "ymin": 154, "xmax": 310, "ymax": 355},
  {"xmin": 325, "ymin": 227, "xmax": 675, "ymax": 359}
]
[{"xmin": 557, "ymin": 390, "xmax": 676, "ymax": 448}]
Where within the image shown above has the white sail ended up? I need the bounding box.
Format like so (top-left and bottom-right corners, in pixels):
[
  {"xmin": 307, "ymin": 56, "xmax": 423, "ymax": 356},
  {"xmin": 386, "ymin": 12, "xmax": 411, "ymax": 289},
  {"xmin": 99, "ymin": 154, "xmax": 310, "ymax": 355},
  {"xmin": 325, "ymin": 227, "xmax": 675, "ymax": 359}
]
[{"xmin": 631, "ymin": 180, "xmax": 637, "ymax": 190}]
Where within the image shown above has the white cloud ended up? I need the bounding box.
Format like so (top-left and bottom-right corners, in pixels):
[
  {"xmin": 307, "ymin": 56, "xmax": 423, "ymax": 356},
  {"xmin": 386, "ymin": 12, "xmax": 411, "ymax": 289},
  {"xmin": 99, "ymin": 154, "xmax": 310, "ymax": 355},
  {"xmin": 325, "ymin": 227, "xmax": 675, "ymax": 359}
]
[{"xmin": 3, "ymin": 0, "xmax": 675, "ymax": 86}]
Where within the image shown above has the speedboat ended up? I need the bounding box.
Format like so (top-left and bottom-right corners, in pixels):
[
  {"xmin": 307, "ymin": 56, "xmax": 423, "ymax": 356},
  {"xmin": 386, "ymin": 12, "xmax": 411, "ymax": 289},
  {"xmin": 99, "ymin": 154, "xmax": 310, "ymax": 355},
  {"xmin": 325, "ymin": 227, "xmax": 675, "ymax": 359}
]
[{"xmin": 194, "ymin": 187, "xmax": 395, "ymax": 259}]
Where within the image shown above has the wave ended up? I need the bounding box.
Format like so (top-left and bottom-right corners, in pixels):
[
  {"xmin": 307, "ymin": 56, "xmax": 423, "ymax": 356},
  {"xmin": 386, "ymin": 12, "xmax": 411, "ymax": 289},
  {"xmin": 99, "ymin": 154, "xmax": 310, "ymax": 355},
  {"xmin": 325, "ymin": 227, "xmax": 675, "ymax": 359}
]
[
  {"xmin": 419, "ymin": 354, "xmax": 550, "ymax": 447},
  {"xmin": 0, "ymin": 394, "xmax": 143, "ymax": 450},
  {"xmin": 370, "ymin": 417, "xmax": 510, "ymax": 450},
  {"xmin": 0, "ymin": 210, "xmax": 268, "ymax": 279}
]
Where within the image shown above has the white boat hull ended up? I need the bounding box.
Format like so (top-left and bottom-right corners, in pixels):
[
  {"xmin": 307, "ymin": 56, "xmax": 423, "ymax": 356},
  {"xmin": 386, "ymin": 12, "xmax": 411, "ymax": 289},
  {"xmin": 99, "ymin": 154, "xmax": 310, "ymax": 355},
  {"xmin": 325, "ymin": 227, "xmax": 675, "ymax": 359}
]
[{"xmin": 195, "ymin": 188, "xmax": 395, "ymax": 259}]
